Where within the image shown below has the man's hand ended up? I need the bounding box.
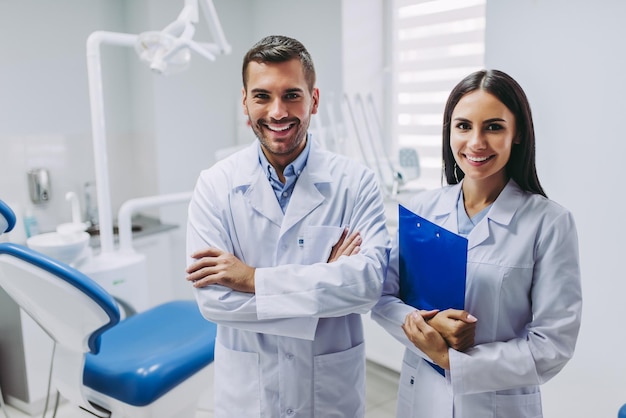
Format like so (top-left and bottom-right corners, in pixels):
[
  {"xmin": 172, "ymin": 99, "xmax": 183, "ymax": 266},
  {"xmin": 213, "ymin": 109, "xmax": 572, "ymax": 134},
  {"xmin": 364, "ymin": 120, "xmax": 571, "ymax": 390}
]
[
  {"xmin": 186, "ymin": 247, "xmax": 256, "ymax": 293},
  {"xmin": 428, "ymin": 309, "xmax": 477, "ymax": 352},
  {"xmin": 328, "ymin": 228, "xmax": 361, "ymax": 262},
  {"xmin": 402, "ymin": 310, "xmax": 450, "ymax": 369}
]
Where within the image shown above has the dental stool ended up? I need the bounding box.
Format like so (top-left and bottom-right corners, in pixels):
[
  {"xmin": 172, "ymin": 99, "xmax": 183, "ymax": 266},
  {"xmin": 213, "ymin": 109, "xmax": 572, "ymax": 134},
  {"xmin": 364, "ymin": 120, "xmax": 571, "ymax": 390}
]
[{"xmin": 0, "ymin": 200, "xmax": 217, "ymax": 418}]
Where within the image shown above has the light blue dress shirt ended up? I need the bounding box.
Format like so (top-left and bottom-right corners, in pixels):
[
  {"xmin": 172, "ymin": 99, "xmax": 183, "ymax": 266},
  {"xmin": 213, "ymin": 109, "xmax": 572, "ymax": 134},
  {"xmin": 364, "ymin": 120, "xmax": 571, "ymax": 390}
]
[{"xmin": 258, "ymin": 136, "xmax": 311, "ymax": 213}]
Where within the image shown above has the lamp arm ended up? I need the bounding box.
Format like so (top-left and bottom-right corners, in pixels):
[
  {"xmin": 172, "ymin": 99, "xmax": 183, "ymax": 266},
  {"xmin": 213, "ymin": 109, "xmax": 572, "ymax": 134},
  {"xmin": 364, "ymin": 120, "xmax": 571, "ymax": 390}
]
[
  {"xmin": 183, "ymin": 0, "xmax": 200, "ymax": 23},
  {"xmin": 186, "ymin": 41, "xmax": 217, "ymax": 61},
  {"xmin": 198, "ymin": 0, "xmax": 232, "ymax": 55}
]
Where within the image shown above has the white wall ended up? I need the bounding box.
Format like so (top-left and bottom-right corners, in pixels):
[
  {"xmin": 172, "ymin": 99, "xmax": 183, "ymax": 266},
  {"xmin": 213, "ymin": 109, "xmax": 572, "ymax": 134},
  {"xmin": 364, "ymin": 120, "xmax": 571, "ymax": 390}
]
[
  {"xmin": 247, "ymin": 0, "xmax": 343, "ymax": 105},
  {"xmin": 485, "ymin": 1, "xmax": 626, "ymax": 417},
  {"xmin": 342, "ymin": 0, "xmax": 387, "ymax": 139},
  {"xmin": 0, "ymin": 0, "xmax": 133, "ymax": 234}
]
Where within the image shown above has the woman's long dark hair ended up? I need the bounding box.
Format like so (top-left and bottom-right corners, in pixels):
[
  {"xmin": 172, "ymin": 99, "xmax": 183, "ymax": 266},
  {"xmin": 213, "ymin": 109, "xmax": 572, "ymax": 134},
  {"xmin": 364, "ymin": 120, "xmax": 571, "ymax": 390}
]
[{"xmin": 442, "ymin": 70, "xmax": 546, "ymax": 197}]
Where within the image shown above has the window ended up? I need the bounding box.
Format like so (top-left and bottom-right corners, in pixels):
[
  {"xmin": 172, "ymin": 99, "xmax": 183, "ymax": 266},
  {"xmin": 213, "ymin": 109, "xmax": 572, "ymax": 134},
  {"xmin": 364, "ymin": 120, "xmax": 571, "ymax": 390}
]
[{"xmin": 391, "ymin": 0, "xmax": 486, "ymax": 189}]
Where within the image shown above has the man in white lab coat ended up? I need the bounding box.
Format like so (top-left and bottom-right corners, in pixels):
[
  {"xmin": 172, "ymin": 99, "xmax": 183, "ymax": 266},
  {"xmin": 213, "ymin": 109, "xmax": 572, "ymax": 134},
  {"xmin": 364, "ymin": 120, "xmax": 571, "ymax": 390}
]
[{"xmin": 185, "ymin": 35, "xmax": 391, "ymax": 418}]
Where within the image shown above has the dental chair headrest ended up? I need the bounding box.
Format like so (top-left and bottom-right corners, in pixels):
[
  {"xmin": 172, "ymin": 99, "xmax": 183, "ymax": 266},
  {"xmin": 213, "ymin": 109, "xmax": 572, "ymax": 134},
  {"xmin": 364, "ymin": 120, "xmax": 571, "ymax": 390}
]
[{"xmin": 0, "ymin": 200, "xmax": 17, "ymax": 235}]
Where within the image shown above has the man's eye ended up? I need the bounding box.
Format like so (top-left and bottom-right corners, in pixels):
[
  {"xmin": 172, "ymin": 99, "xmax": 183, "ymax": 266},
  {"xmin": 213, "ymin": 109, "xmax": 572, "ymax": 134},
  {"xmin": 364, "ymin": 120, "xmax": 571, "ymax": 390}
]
[
  {"xmin": 254, "ymin": 94, "xmax": 269, "ymax": 100},
  {"xmin": 285, "ymin": 93, "xmax": 299, "ymax": 100}
]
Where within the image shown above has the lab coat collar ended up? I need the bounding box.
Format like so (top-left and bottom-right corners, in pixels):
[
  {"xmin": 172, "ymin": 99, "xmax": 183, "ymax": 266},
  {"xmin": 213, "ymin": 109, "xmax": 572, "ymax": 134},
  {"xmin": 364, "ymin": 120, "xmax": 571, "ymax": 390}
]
[
  {"xmin": 232, "ymin": 141, "xmax": 284, "ymax": 227},
  {"xmin": 297, "ymin": 137, "xmax": 333, "ymax": 183},
  {"xmin": 467, "ymin": 179, "xmax": 524, "ymax": 250},
  {"xmin": 467, "ymin": 179, "xmax": 523, "ymax": 250},
  {"xmin": 280, "ymin": 139, "xmax": 332, "ymax": 233},
  {"xmin": 430, "ymin": 179, "xmax": 523, "ymax": 250},
  {"xmin": 430, "ymin": 184, "xmax": 461, "ymax": 233},
  {"xmin": 232, "ymin": 138, "xmax": 332, "ymax": 185},
  {"xmin": 231, "ymin": 138, "xmax": 332, "ymax": 230},
  {"xmin": 485, "ymin": 179, "xmax": 523, "ymax": 226},
  {"xmin": 232, "ymin": 140, "xmax": 263, "ymax": 187}
]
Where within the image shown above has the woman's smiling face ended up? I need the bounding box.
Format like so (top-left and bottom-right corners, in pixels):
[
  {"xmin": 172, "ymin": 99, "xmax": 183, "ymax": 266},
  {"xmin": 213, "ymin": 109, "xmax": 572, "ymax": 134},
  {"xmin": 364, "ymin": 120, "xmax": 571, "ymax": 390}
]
[{"xmin": 450, "ymin": 89, "xmax": 517, "ymax": 187}]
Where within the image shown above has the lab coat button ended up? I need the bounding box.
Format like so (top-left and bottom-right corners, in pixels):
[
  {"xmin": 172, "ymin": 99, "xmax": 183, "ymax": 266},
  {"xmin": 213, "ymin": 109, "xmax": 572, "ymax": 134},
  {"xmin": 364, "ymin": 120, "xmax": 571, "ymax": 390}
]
[
  {"xmin": 286, "ymin": 408, "xmax": 294, "ymax": 416},
  {"xmin": 286, "ymin": 353, "xmax": 294, "ymax": 360}
]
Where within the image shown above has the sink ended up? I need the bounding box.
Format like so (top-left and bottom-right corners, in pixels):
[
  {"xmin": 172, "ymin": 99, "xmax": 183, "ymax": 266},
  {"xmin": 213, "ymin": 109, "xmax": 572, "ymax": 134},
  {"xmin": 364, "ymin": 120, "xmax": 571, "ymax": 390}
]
[{"xmin": 27, "ymin": 231, "xmax": 90, "ymax": 265}]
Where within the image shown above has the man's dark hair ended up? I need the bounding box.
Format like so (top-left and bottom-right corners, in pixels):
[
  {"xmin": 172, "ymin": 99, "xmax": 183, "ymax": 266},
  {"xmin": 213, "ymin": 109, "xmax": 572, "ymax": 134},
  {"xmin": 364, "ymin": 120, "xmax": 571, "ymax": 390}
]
[{"xmin": 242, "ymin": 35, "xmax": 316, "ymax": 91}]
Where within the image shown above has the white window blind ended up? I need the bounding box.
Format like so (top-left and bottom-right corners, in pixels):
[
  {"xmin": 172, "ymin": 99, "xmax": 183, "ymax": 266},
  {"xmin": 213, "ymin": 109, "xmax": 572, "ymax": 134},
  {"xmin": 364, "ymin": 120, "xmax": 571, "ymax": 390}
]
[{"xmin": 392, "ymin": 0, "xmax": 485, "ymax": 189}]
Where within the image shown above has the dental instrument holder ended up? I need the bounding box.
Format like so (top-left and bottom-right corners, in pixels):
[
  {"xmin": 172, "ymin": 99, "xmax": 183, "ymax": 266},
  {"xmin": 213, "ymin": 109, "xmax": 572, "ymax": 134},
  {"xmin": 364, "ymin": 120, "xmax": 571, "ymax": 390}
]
[{"xmin": 27, "ymin": 168, "xmax": 51, "ymax": 205}]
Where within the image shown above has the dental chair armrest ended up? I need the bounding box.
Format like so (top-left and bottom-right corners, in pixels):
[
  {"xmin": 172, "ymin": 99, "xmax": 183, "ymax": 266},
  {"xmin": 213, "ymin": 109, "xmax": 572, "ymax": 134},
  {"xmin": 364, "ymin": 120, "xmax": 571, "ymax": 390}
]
[{"xmin": 0, "ymin": 200, "xmax": 17, "ymax": 234}]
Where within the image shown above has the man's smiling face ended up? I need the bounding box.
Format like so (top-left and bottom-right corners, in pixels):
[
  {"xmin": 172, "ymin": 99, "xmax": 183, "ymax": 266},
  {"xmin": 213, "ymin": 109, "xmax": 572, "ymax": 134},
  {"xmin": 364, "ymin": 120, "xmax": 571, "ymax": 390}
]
[{"xmin": 242, "ymin": 59, "xmax": 319, "ymax": 170}]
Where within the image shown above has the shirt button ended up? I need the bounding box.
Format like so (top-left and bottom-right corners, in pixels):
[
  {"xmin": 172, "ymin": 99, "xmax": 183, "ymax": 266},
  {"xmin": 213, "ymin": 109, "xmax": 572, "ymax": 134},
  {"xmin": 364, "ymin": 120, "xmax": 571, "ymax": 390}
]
[
  {"xmin": 282, "ymin": 191, "xmax": 289, "ymax": 197},
  {"xmin": 286, "ymin": 408, "xmax": 294, "ymax": 416}
]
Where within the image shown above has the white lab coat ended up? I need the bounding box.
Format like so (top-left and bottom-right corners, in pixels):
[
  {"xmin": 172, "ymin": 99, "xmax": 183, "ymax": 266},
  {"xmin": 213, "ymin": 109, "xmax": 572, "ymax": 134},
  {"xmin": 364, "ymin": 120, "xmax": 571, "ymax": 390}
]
[
  {"xmin": 187, "ymin": 140, "xmax": 390, "ymax": 418},
  {"xmin": 372, "ymin": 180, "xmax": 582, "ymax": 418}
]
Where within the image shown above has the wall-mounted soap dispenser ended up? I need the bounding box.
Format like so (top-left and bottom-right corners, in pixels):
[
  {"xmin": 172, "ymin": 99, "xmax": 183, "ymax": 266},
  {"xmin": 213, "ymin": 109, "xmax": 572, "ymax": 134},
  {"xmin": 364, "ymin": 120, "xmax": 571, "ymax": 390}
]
[{"xmin": 27, "ymin": 168, "xmax": 51, "ymax": 204}]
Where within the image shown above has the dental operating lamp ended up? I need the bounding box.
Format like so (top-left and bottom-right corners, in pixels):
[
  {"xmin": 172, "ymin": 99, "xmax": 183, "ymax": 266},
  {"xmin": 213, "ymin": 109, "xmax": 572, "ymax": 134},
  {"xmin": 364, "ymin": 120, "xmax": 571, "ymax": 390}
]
[
  {"xmin": 79, "ymin": 0, "xmax": 230, "ymax": 317},
  {"xmin": 86, "ymin": 0, "xmax": 231, "ymax": 255},
  {"xmin": 135, "ymin": 0, "xmax": 231, "ymax": 74}
]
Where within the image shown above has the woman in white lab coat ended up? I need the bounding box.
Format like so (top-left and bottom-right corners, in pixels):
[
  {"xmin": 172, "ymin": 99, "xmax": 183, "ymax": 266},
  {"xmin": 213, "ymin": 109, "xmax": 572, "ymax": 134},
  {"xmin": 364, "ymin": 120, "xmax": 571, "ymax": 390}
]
[{"xmin": 372, "ymin": 69, "xmax": 582, "ymax": 418}]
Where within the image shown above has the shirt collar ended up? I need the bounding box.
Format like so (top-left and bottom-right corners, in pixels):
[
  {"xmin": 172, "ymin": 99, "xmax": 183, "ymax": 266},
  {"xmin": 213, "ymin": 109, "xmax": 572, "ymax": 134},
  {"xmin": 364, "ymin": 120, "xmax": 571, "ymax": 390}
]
[{"xmin": 257, "ymin": 134, "xmax": 311, "ymax": 182}]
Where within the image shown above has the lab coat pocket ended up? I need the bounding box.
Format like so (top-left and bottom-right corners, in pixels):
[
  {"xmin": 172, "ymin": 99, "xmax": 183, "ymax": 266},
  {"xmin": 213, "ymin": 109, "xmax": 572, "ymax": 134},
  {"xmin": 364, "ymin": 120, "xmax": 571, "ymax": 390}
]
[
  {"xmin": 214, "ymin": 341, "xmax": 261, "ymax": 418},
  {"xmin": 302, "ymin": 225, "xmax": 344, "ymax": 264},
  {"xmin": 397, "ymin": 358, "xmax": 451, "ymax": 418},
  {"xmin": 494, "ymin": 390, "xmax": 542, "ymax": 418},
  {"xmin": 313, "ymin": 342, "xmax": 365, "ymax": 417},
  {"xmin": 396, "ymin": 360, "xmax": 417, "ymax": 417}
]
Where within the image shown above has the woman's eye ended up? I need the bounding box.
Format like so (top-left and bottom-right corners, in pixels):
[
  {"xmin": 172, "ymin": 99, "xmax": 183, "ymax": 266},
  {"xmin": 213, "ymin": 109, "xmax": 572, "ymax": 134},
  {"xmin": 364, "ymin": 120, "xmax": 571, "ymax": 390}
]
[
  {"xmin": 456, "ymin": 122, "xmax": 471, "ymax": 130},
  {"xmin": 486, "ymin": 123, "xmax": 504, "ymax": 131}
]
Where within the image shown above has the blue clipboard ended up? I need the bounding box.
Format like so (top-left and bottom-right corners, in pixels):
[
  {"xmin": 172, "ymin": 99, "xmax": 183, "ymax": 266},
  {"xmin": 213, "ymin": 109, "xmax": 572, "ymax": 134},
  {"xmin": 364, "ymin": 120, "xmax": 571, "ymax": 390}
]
[{"xmin": 398, "ymin": 205, "xmax": 468, "ymax": 311}]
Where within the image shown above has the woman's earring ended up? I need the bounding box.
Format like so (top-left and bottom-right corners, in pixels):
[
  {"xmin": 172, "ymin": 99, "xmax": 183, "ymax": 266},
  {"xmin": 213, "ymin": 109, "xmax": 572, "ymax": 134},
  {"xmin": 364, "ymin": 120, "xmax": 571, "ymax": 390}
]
[{"xmin": 454, "ymin": 163, "xmax": 460, "ymax": 183}]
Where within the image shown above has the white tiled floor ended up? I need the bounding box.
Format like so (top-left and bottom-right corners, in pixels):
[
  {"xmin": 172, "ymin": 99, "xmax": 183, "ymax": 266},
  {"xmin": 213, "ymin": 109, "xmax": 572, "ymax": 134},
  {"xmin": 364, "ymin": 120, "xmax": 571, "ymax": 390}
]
[{"xmin": 1, "ymin": 361, "xmax": 399, "ymax": 418}]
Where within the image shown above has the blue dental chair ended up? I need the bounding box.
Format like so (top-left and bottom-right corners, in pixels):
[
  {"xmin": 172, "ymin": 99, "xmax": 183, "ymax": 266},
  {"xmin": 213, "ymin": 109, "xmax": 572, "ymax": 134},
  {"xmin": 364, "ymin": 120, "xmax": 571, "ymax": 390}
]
[{"xmin": 0, "ymin": 200, "xmax": 217, "ymax": 418}]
